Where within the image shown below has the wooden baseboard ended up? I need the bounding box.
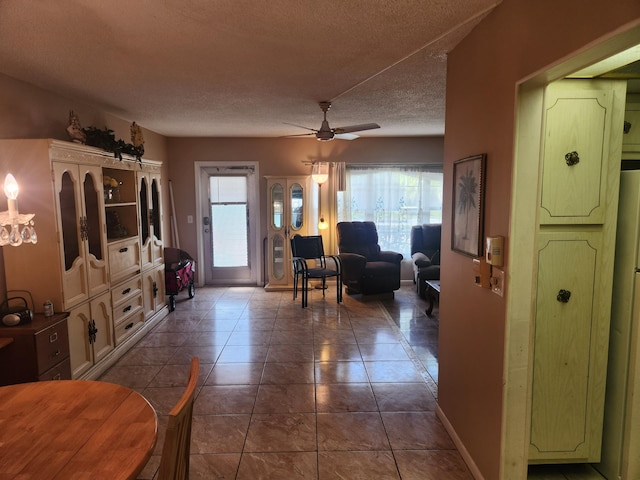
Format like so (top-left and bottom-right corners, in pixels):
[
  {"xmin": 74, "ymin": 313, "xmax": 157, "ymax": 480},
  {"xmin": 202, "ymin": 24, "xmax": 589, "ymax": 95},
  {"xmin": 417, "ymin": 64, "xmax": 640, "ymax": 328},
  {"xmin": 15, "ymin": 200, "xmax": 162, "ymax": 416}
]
[{"xmin": 436, "ymin": 404, "xmax": 485, "ymax": 480}]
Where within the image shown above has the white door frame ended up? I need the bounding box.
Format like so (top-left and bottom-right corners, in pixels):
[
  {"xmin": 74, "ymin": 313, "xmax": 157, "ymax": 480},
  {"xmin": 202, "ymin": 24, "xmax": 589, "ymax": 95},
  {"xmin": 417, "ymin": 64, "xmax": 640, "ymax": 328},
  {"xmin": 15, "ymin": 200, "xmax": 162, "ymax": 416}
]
[
  {"xmin": 194, "ymin": 161, "xmax": 261, "ymax": 287},
  {"xmin": 502, "ymin": 24, "xmax": 640, "ymax": 479}
]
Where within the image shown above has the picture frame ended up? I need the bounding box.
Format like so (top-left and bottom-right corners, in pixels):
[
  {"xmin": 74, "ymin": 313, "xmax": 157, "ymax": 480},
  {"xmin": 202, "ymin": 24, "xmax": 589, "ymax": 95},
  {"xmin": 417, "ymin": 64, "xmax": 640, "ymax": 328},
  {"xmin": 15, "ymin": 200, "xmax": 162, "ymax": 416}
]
[{"xmin": 452, "ymin": 154, "xmax": 486, "ymax": 257}]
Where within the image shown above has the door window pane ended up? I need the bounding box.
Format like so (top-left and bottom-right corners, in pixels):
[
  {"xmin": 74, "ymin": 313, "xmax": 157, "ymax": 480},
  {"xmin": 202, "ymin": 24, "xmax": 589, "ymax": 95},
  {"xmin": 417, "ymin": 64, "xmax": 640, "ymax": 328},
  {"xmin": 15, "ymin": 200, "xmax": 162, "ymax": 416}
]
[
  {"xmin": 209, "ymin": 176, "xmax": 249, "ymax": 267},
  {"xmin": 211, "ymin": 204, "xmax": 248, "ymax": 267}
]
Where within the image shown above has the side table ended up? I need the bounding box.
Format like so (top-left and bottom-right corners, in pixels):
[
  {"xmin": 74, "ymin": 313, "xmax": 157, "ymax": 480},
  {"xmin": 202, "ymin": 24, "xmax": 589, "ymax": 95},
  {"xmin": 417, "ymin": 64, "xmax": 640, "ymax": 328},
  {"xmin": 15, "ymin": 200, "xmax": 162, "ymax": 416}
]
[{"xmin": 424, "ymin": 280, "xmax": 440, "ymax": 317}]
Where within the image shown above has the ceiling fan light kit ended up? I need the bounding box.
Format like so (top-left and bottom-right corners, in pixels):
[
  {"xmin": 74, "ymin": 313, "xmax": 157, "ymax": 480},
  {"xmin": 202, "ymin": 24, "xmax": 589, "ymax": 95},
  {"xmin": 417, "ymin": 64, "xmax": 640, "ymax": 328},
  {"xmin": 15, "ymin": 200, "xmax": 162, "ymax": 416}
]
[{"xmin": 286, "ymin": 101, "xmax": 380, "ymax": 141}]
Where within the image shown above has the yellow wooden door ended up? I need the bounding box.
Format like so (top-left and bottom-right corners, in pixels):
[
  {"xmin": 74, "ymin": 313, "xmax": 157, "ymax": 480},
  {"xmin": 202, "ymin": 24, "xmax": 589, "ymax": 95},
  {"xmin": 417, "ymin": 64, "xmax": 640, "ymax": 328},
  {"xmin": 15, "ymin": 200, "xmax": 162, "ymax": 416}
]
[
  {"xmin": 530, "ymin": 231, "xmax": 607, "ymax": 462},
  {"xmin": 539, "ymin": 83, "xmax": 614, "ymax": 225},
  {"xmin": 531, "ymin": 78, "xmax": 626, "ymax": 463}
]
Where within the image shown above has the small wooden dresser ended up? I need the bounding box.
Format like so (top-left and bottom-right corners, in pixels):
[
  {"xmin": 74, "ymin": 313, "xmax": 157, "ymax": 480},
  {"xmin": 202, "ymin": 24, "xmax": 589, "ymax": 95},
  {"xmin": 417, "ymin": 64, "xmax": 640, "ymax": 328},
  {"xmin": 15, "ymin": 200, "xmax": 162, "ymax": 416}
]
[{"xmin": 0, "ymin": 312, "xmax": 71, "ymax": 385}]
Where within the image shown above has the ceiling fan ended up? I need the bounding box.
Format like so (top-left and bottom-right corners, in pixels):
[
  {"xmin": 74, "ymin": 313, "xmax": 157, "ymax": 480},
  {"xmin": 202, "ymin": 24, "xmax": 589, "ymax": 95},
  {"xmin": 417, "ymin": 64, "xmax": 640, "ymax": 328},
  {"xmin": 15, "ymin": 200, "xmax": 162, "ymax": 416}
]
[{"xmin": 284, "ymin": 101, "xmax": 380, "ymax": 141}]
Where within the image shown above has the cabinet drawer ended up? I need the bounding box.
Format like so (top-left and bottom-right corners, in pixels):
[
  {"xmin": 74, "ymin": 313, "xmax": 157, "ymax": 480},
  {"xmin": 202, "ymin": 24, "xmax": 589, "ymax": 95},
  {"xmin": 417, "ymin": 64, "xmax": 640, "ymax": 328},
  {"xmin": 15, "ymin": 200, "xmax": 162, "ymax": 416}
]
[
  {"xmin": 114, "ymin": 310, "xmax": 145, "ymax": 345},
  {"xmin": 112, "ymin": 276, "xmax": 142, "ymax": 307},
  {"xmin": 108, "ymin": 238, "xmax": 141, "ymax": 284},
  {"xmin": 34, "ymin": 319, "xmax": 70, "ymax": 375},
  {"xmin": 38, "ymin": 358, "xmax": 72, "ymax": 381},
  {"xmin": 113, "ymin": 293, "xmax": 144, "ymax": 325}
]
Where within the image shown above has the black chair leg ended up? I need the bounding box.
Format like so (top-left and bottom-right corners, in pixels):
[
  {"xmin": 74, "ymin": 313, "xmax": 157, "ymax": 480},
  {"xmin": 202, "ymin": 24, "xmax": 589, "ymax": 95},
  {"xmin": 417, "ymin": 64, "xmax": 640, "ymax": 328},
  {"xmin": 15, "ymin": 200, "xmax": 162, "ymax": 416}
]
[
  {"xmin": 292, "ymin": 272, "xmax": 298, "ymax": 300},
  {"xmin": 301, "ymin": 276, "xmax": 308, "ymax": 308}
]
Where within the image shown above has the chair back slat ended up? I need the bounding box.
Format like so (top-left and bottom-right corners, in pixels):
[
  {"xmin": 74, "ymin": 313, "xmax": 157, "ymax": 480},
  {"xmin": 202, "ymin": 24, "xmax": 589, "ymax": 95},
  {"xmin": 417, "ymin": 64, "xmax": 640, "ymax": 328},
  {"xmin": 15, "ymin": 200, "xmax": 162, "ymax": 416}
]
[
  {"xmin": 157, "ymin": 357, "xmax": 199, "ymax": 480},
  {"xmin": 291, "ymin": 235, "xmax": 325, "ymax": 266}
]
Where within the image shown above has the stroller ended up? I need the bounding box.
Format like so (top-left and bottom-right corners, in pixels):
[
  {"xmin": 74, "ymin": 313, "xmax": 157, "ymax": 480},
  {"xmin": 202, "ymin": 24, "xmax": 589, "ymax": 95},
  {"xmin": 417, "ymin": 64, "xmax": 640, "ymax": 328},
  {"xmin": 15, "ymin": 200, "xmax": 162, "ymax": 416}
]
[{"xmin": 164, "ymin": 247, "xmax": 195, "ymax": 312}]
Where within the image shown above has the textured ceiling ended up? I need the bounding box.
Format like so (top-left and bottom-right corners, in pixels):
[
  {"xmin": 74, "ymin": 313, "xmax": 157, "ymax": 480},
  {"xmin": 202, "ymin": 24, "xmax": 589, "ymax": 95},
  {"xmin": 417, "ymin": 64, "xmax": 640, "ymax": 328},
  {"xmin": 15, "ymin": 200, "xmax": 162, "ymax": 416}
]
[{"xmin": 0, "ymin": 0, "xmax": 502, "ymax": 138}]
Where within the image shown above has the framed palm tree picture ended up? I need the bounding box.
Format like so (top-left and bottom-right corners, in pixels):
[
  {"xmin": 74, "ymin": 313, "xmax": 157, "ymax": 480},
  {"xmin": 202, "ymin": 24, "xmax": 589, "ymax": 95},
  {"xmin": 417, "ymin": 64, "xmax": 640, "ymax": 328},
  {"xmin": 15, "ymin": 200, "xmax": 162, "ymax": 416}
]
[{"xmin": 452, "ymin": 154, "xmax": 486, "ymax": 257}]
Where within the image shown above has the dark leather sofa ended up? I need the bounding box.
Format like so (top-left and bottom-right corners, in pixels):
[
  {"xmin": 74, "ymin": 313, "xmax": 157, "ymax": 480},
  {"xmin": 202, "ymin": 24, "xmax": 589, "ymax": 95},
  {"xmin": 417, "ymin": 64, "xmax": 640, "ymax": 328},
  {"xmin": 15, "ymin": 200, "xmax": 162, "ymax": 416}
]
[
  {"xmin": 410, "ymin": 224, "xmax": 441, "ymax": 297},
  {"xmin": 336, "ymin": 221, "xmax": 403, "ymax": 296}
]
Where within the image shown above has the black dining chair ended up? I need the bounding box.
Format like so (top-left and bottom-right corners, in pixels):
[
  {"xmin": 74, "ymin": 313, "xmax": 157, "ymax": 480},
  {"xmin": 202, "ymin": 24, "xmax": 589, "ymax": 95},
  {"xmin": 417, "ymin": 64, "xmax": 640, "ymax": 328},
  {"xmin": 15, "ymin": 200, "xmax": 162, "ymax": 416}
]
[{"xmin": 291, "ymin": 235, "xmax": 342, "ymax": 308}]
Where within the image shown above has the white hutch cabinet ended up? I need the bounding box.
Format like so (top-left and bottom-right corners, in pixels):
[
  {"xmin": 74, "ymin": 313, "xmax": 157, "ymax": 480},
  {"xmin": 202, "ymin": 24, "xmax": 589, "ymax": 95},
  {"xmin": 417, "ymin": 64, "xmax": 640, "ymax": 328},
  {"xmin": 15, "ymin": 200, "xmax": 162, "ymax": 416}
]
[
  {"xmin": 530, "ymin": 80, "xmax": 626, "ymax": 463},
  {"xmin": 0, "ymin": 139, "xmax": 168, "ymax": 380},
  {"xmin": 264, "ymin": 176, "xmax": 311, "ymax": 290}
]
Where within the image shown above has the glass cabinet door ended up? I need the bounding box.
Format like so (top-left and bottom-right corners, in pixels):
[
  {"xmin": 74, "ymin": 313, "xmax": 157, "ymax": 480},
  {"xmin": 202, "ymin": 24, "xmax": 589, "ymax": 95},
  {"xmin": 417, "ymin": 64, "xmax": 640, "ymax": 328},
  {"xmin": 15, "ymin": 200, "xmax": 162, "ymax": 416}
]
[
  {"xmin": 151, "ymin": 177, "xmax": 161, "ymax": 241},
  {"xmin": 290, "ymin": 183, "xmax": 303, "ymax": 231},
  {"xmin": 139, "ymin": 176, "xmax": 150, "ymax": 244},
  {"xmin": 271, "ymin": 183, "xmax": 284, "ymax": 230},
  {"xmin": 272, "ymin": 233, "xmax": 285, "ymax": 280},
  {"xmin": 83, "ymin": 171, "xmax": 103, "ymax": 262},
  {"xmin": 59, "ymin": 170, "xmax": 80, "ymax": 272},
  {"xmin": 265, "ymin": 176, "xmax": 309, "ymax": 290}
]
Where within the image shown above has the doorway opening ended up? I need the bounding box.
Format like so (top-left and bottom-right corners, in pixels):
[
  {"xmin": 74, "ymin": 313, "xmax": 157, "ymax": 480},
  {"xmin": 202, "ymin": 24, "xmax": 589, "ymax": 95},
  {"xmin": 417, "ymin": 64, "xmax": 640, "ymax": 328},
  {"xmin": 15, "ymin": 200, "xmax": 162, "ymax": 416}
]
[
  {"xmin": 505, "ymin": 25, "xmax": 640, "ymax": 480},
  {"xmin": 194, "ymin": 162, "xmax": 260, "ymax": 286}
]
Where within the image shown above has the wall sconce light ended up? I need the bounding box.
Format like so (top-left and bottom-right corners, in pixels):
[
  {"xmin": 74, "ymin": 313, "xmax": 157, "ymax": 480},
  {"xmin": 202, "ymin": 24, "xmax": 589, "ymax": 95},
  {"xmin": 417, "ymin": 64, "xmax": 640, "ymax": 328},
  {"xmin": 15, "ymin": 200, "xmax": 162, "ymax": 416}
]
[{"xmin": 0, "ymin": 174, "xmax": 37, "ymax": 247}]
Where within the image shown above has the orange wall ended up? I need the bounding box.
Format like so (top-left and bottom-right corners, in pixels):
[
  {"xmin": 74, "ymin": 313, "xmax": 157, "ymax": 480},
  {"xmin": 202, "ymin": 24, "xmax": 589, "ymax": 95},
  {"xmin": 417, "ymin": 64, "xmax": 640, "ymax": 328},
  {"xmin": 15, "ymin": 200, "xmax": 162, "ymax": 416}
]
[{"xmin": 440, "ymin": 0, "xmax": 640, "ymax": 478}]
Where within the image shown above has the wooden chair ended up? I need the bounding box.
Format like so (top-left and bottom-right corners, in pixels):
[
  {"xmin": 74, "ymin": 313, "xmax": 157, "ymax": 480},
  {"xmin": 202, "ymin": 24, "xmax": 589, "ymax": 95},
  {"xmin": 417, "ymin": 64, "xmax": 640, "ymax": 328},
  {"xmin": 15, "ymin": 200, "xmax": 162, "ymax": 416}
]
[
  {"xmin": 157, "ymin": 357, "xmax": 199, "ymax": 480},
  {"xmin": 291, "ymin": 234, "xmax": 342, "ymax": 308}
]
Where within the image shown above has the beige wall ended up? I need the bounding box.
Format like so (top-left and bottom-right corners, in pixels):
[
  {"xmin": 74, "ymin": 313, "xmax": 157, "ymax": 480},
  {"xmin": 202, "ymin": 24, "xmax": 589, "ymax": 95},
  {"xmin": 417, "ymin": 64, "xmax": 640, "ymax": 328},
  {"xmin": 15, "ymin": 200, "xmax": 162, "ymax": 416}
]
[
  {"xmin": 441, "ymin": 1, "xmax": 640, "ymax": 478},
  {"xmin": 0, "ymin": 73, "xmax": 169, "ymax": 300},
  {"xmin": 166, "ymin": 136, "xmax": 443, "ymax": 282},
  {"xmin": 0, "ymin": 71, "xmax": 443, "ymax": 294}
]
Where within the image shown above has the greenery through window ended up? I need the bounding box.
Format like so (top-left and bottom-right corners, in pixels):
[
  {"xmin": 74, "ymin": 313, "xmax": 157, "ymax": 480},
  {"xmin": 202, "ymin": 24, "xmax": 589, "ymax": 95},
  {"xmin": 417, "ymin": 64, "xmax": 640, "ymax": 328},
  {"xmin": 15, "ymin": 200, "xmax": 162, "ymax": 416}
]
[{"xmin": 336, "ymin": 164, "xmax": 443, "ymax": 257}]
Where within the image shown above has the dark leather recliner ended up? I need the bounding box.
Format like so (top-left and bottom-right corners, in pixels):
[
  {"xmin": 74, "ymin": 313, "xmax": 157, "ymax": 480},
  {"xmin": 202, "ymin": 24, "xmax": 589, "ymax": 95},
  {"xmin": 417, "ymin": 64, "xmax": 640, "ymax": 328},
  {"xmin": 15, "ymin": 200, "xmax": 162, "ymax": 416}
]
[
  {"xmin": 410, "ymin": 224, "xmax": 441, "ymax": 297},
  {"xmin": 336, "ymin": 221, "xmax": 403, "ymax": 296}
]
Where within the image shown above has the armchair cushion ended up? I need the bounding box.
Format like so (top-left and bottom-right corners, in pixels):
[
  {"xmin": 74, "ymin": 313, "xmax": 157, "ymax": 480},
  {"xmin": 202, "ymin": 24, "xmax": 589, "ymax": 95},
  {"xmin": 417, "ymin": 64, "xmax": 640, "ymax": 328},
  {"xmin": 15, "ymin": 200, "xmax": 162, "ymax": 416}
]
[
  {"xmin": 412, "ymin": 252, "xmax": 432, "ymax": 268},
  {"xmin": 336, "ymin": 221, "xmax": 403, "ymax": 296},
  {"xmin": 338, "ymin": 252, "xmax": 367, "ymax": 283},
  {"xmin": 410, "ymin": 224, "xmax": 442, "ymax": 297}
]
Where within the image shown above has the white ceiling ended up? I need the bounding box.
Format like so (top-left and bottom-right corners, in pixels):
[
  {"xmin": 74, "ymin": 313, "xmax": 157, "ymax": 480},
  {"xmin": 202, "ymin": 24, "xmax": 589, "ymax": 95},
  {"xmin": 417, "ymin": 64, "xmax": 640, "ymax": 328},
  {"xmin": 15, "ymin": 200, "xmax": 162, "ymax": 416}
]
[{"xmin": 0, "ymin": 0, "xmax": 502, "ymax": 139}]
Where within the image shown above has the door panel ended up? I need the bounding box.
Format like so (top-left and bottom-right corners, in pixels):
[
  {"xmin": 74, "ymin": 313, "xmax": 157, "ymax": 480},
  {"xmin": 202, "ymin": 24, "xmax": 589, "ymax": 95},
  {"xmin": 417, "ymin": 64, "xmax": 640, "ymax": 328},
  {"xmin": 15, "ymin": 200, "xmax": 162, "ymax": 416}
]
[
  {"xmin": 531, "ymin": 232, "xmax": 601, "ymax": 460},
  {"xmin": 200, "ymin": 166, "xmax": 259, "ymax": 285}
]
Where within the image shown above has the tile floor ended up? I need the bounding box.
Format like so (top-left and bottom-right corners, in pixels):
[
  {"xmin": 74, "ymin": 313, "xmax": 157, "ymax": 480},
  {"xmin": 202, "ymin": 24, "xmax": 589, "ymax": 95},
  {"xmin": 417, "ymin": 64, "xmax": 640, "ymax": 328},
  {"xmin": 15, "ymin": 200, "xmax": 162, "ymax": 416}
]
[{"xmin": 99, "ymin": 283, "xmax": 471, "ymax": 479}]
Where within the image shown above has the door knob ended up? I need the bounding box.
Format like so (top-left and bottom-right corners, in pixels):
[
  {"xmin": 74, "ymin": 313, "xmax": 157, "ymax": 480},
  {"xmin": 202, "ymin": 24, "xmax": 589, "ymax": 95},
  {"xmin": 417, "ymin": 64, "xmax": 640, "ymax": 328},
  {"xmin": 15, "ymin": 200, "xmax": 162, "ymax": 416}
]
[{"xmin": 557, "ymin": 289, "xmax": 571, "ymax": 303}]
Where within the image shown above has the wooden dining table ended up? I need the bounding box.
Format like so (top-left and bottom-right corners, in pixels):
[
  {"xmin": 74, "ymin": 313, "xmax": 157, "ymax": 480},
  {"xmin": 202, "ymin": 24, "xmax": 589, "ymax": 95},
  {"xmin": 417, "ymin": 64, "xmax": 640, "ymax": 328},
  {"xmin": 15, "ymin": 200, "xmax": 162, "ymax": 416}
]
[{"xmin": 0, "ymin": 380, "xmax": 158, "ymax": 479}]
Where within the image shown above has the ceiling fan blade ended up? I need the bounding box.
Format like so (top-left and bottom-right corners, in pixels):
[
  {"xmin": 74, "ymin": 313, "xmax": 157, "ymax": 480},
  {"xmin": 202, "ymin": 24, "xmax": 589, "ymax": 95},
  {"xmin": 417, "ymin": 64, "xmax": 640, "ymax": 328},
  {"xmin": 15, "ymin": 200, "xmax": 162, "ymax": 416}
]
[
  {"xmin": 282, "ymin": 122, "xmax": 318, "ymax": 133},
  {"xmin": 333, "ymin": 123, "xmax": 380, "ymax": 134},
  {"xmin": 281, "ymin": 132, "xmax": 316, "ymax": 138},
  {"xmin": 334, "ymin": 133, "xmax": 359, "ymax": 140}
]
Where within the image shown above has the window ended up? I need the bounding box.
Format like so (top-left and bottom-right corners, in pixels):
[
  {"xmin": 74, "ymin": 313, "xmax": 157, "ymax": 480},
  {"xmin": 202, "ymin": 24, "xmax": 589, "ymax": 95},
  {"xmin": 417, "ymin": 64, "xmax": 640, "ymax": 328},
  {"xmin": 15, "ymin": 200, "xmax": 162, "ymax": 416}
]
[
  {"xmin": 337, "ymin": 164, "xmax": 443, "ymax": 257},
  {"xmin": 209, "ymin": 175, "xmax": 248, "ymax": 267}
]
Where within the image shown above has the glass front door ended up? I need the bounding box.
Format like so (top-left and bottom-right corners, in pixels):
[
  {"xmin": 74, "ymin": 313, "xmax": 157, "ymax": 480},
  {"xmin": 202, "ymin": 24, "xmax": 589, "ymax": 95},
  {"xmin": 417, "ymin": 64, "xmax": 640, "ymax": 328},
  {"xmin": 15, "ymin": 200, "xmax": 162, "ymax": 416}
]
[{"xmin": 201, "ymin": 166, "xmax": 258, "ymax": 285}]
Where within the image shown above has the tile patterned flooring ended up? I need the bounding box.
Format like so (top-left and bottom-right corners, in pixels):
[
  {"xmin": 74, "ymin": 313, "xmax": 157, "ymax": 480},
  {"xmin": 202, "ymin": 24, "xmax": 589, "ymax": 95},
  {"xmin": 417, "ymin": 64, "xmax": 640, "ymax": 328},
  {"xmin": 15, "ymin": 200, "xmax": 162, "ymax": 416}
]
[{"xmin": 99, "ymin": 284, "xmax": 472, "ymax": 479}]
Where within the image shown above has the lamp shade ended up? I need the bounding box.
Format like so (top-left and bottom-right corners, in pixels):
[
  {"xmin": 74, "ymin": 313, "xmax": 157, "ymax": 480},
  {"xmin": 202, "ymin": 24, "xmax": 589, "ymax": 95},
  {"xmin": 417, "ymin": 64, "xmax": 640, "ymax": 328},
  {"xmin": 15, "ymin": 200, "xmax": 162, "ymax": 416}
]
[{"xmin": 311, "ymin": 163, "xmax": 329, "ymax": 184}]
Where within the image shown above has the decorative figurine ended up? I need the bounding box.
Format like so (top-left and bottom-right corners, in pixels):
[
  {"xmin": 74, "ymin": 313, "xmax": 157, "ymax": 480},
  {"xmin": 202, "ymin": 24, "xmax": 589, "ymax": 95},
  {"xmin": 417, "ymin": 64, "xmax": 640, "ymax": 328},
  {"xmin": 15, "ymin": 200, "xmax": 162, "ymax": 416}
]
[
  {"xmin": 130, "ymin": 121, "xmax": 145, "ymax": 155},
  {"xmin": 66, "ymin": 110, "xmax": 86, "ymax": 143}
]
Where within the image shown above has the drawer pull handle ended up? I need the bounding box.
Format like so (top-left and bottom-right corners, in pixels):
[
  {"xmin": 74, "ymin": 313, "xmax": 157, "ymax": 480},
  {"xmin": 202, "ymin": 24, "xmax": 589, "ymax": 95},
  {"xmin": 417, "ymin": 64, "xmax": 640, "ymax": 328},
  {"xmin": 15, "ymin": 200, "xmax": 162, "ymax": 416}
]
[
  {"xmin": 125, "ymin": 322, "xmax": 134, "ymax": 330},
  {"xmin": 49, "ymin": 332, "xmax": 58, "ymax": 343},
  {"xmin": 49, "ymin": 350, "xmax": 60, "ymax": 359},
  {"xmin": 119, "ymin": 247, "xmax": 129, "ymax": 253},
  {"xmin": 557, "ymin": 289, "xmax": 571, "ymax": 303},
  {"xmin": 122, "ymin": 287, "xmax": 131, "ymax": 295},
  {"xmin": 53, "ymin": 373, "xmax": 62, "ymax": 381},
  {"xmin": 123, "ymin": 305, "xmax": 132, "ymax": 313},
  {"xmin": 564, "ymin": 151, "xmax": 580, "ymax": 166}
]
